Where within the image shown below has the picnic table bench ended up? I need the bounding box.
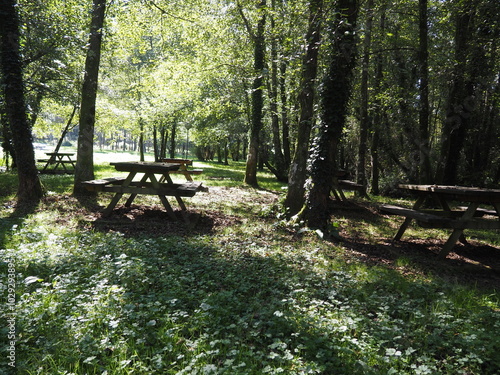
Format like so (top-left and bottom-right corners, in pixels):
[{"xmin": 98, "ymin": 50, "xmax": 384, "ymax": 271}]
[
  {"xmin": 380, "ymin": 184, "xmax": 500, "ymax": 258},
  {"xmin": 82, "ymin": 162, "xmax": 204, "ymax": 224},
  {"xmin": 331, "ymin": 170, "xmax": 365, "ymax": 201},
  {"xmin": 38, "ymin": 152, "xmax": 76, "ymax": 174}
]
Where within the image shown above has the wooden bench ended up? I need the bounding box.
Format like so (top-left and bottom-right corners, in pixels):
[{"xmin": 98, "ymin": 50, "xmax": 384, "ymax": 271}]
[
  {"xmin": 81, "ymin": 177, "xmax": 127, "ymax": 192},
  {"xmin": 457, "ymin": 206, "xmax": 498, "ymax": 217},
  {"xmin": 169, "ymin": 169, "xmax": 204, "ymax": 175},
  {"xmin": 332, "ymin": 179, "xmax": 365, "ymax": 201},
  {"xmin": 82, "ymin": 178, "xmax": 203, "ymax": 197},
  {"xmin": 338, "ymin": 180, "xmax": 364, "ymax": 191},
  {"xmin": 380, "ymin": 204, "xmax": 453, "ymax": 226},
  {"xmin": 380, "ymin": 203, "xmax": 500, "ymax": 232}
]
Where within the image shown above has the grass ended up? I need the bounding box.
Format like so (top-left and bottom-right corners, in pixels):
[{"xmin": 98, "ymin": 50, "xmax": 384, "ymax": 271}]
[{"xmin": 1, "ymin": 155, "xmax": 500, "ymax": 374}]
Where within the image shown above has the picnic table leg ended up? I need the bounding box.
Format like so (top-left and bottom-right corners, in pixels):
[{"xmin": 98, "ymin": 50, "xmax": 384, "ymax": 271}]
[
  {"xmin": 102, "ymin": 172, "xmax": 136, "ymax": 217},
  {"xmin": 331, "ymin": 187, "xmax": 342, "ymax": 201},
  {"xmin": 394, "ymin": 217, "xmax": 413, "ymax": 241},
  {"xmin": 42, "ymin": 155, "xmax": 56, "ymax": 172},
  {"xmin": 158, "ymin": 173, "xmax": 191, "ymax": 224},
  {"xmin": 173, "ymin": 195, "xmax": 192, "ymax": 225},
  {"xmin": 125, "ymin": 174, "xmax": 149, "ymax": 207},
  {"xmin": 393, "ymin": 195, "xmax": 425, "ymax": 241},
  {"xmin": 148, "ymin": 174, "xmax": 178, "ymax": 221},
  {"xmin": 438, "ymin": 202, "xmax": 479, "ymax": 258},
  {"xmin": 182, "ymin": 170, "xmax": 193, "ymax": 182},
  {"xmin": 436, "ymin": 195, "xmax": 468, "ymax": 244},
  {"xmin": 493, "ymin": 202, "xmax": 500, "ymax": 217},
  {"xmin": 158, "ymin": 195, "xmax": 178, "ymax": 221},
  {"xmin": 103, "ymin": 193, "xmax": 124, "ymax": 217}
]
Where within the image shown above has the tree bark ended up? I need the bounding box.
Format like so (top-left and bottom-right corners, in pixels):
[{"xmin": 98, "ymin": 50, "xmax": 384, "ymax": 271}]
[
  {"xmin": 356, "ymin": 0, "xmax": 373, "ymax": 193},
  {"xmin": 280, "ymin": 60, "xmax": 291, "ymax": 166},
  {"xmin": 417, "ymin": 0, "xmax": 432, "ymax": 184},
  {"xmin": 370, "ymin": 7, "xmax": 386, "ymax": 196},
  {"xmin": 244, "ymin": 0, "xmax": 266, "ymax": 187},
  {"xmin": 53, "ymin": 104, "xmax": 78, "ymax": 155},
  {"xmin": 0, "ymin": 0, "xmax": 43, "ymax": 204},
  {"xmin": 267, "ymin": 0, "xmax": 287, "ymax": 182},
  {"xmin": 304, "ymin": 0, "xmax": 358, "ymax": 231},
  {"xmin": 139, "ymin": 118, "xmax": 145, "ymax": 161},
  {"xmin": 73, "ymin": 0, "xmax": 106, "ymax": 195},
  {"xmin": 170, "ymin": 120, "xmax": 177, "ymax": 158},
  {"xmin": 436, "ymin": 0, "xmax": 478, "ymax": 185},
  {"xmin": 284, "ymin": 0, "xmax": 323, "ymax": 216}
]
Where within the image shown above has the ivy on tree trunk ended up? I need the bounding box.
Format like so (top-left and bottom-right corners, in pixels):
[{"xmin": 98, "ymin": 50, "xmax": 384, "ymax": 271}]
[
  {"xmin": 0, "ymin": 0, "xmax": 43, "ymax": 204},
  {"xmin": 284, "ymin": 0, "xmax": 323, "ymax": 216},
  {"xmin": 303, "ymin": 0, "xmax": 358, "ymax": 231},
  {"xmin": 244, "ymin": 0, "xmax": 266, "ymax": 187}
]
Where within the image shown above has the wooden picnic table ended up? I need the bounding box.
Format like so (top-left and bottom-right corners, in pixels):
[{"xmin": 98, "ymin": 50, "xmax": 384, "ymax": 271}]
[
  {"xmin": 158, "ymin": 158, "xmax": 203, "ymax": 182},
  {"xmin": 81, "ymin": 161, "xmax": 204, "ymax": 224},
  {"xmin": 330, "ymin": 170, "xmax": 365, "ymax": 201},
  {"xmin": 38, "ymin": 152, "xmax": 76, "ymax": 174},
  {"xmin": 381, "ymin": 184, "xmax": 500, "ymax": 258}
]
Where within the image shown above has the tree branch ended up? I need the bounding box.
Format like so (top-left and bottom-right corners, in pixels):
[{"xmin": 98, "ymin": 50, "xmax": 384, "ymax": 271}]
[
  {"xmin": 147, "ymin": 0, "xmax": 196, "ymax": 23},
  {"xmin": 236, "ymin": 0, "xmax": 255, "ymax": 41}
]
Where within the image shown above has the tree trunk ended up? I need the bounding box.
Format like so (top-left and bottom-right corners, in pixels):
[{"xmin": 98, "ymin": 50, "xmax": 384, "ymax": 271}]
[
  {"xmin": 436, "ymin": 0, "xmax": 477, "ymax": 185},
  {"xmin": 139, "ymin": 118, "xmax": 144, "ymax": 161},
  {"xmin": 280, "ymin": 60, "xmax": 291, "ymax": 166},
  {"xmin": 370, "ymin": 7, "xmax": 386, "ymax": 196},
  {"xmin": 0, "ymin": 0, "xmax": 43, "ymax": 204},
  {"xmin": 284, "ymin": 0, "xmax": 323, "ymax": 216},
  {"xmin": 1, "ymin": 102, "xmax": 16, "ymax": 170},
  {"xmin": 417, "ymin": 0, "xmax": 432, "ymax": 184},
  {"xmin": 170, "ymin": 120, "xmax": 177, "ymax": 158},
  {"xmin": 304, "ymin": 0, "xmax": 358, "ymax": 231},
  {"xmin": 267, "ymin": 0, "xmax": 287, "ymax": 182},
  {"xmin": 160, "ymin": 124, "xmax": 168, "ymax": 159},
  {"xmin": 244, "ymin": 0, "xmax": 266, "ymax": 187},
  {"xmin": 153, "ymin": 125, "xmax": 159, "ymax": 161},
  {"xmin": 53, "ymin": 104, "xmax": 78, "ymax": 155},
  {"xmin": 356, "ymin": 0, "xmax": 373, "ymax": 194},
  {"xmin": 73, "ymin": 0, "xmax": 106, "ymax": 195}
]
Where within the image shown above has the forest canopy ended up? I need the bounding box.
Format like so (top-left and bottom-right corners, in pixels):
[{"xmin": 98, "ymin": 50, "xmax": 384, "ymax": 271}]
[{"xmin": 1, "ymin": 0, "xmax": 499, "ymax": 205}]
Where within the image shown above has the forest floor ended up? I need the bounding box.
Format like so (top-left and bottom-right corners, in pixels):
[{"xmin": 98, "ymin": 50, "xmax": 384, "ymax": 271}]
[
  {"xmin": 2, "ymin": 160, "xmax": 500, "ymax": 374},
  {"xmin": 38, "ymin": 183, "xmax": 500, "ymax": 292}
]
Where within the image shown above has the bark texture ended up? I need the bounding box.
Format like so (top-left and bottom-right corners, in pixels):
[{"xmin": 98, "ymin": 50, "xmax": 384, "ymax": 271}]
[
  {"xmin": 0, "ymin": 0, "xmax": 43, "ymax": 204},
  {"xmin": 73, "ymin": 0, "xmax": 106, "ymax": 195}
]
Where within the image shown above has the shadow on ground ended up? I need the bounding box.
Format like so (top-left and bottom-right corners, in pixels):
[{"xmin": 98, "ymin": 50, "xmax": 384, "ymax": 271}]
[{"xmin": 332, "ymin": 199, "xmax": 500, "ymax": 291}]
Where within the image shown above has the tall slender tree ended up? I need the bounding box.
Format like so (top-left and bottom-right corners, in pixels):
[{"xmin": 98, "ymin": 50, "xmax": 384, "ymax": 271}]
[
  {"xmin": 284, "ymin": 0, "xmax": 323, "ymax": 216},
  {"xmin": 73, "ymin": 0, "xmax": 106, "ymax": 195},
  {"xmin": 267, "ymin": 0, "xmax": 287, "ymax": 182},
  {"xmin": 243, "ymin": 0, "xmax": 266, "ymax": 187},
  {"xmin": 437, "ymin": 0, "xmax": 478, "ymax": 185},
  {"xmin": 0, "ymin": 0, "xmax": 43, "ymax": 204},
  {"xmin": 356, "ymin": 0, "xmax": 374, "ymax": 193},
  {"xmin": 303, "ymin": 0, "xmax": 358, "ymax": 230},
  {"xmin": 417, "ymin": 0, "xmax": 431, "ymax": 184}
]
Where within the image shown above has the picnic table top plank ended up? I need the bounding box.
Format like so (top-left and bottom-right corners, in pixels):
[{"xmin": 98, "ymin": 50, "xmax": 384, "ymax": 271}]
[
  {"xmin": 110, "ymin": 161, "xmax": 181, "ymax": 174},
  {"xmin": 45, "ymin": 152, "xmax": 75, "ymax": 156},
  {"xmin": 159, "ymin": 158, "xmax": 193, "ymax": 165},
  {"xmin": 398, "ymin": 184, "xmax": 500, "ymax": 202}
]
